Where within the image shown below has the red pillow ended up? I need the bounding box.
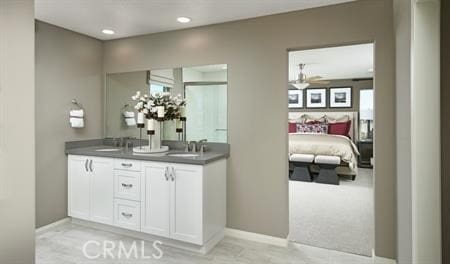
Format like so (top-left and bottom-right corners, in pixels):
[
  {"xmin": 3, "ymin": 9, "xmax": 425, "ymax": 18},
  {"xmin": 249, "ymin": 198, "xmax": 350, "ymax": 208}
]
[
  {"xmin": 328, "ymin": 121, "xmax": 351, "ymax": 137},
  {"xmin": 288, "ymin": 123, "xmax": 297, "ymax": 133}
]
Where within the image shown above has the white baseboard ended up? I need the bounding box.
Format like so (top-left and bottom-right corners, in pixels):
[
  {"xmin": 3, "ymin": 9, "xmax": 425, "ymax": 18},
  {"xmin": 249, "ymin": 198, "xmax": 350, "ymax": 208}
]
[
  {"xmin": 372, "ymin": 249, "xmax": 397, "ymax": 264},
  {"xmin": 225, "ymin": 228, "xmax": 288, "ymax": 247},
  {"xmin": 35, "ymin": 217, "xmax": 71, "ymax": 235}
]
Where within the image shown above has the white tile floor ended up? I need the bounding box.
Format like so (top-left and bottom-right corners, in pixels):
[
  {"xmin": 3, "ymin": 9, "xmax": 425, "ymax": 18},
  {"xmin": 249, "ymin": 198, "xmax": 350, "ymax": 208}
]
[{"xmin": 36, "ymin": 223, "xmax": 373, "ymax": 264}]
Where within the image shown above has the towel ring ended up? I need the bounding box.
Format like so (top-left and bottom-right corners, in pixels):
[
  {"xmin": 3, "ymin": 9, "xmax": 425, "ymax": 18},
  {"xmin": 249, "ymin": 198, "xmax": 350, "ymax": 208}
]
[
  {"xmin": 121, "ymin": 103, "xmax": 134, "ymax": 113},
  {"xmin": 71, "ymin": 99, "xmax": 84, "ymax": 110}
]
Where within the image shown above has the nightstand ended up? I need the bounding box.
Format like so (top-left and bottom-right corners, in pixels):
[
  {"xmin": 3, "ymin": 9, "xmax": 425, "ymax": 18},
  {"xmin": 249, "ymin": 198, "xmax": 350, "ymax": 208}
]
[{"xmin": 358, "ymin": 140, "xmax": 373, "ymax": 168}]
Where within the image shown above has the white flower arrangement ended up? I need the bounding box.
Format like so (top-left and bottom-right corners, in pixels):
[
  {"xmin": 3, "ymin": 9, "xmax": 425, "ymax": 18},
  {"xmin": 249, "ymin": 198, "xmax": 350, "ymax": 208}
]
[{"xmin": 131, "ymin": 91, "xmax": 186, "ymax": 121}]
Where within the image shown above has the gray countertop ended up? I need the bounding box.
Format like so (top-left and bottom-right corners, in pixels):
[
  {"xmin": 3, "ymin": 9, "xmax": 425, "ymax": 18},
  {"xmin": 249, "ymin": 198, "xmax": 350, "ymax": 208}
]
[{"xmin": 65, "ymin": 139, "xmax": 229, "ymax": 165}]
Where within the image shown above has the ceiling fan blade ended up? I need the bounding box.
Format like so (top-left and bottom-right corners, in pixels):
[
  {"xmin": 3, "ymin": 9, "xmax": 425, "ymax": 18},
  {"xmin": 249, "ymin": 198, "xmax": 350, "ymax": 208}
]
[
  {"xmin": 305, "ymin": 76, "xmax": 323, "ymax": 81},
  {"xmin": 291, "ymin": 83, "xmax": 310, "ymax": 89},
  {"xmin": 309, "ymin": 80, "xmax": 330, "ymax": 84}
]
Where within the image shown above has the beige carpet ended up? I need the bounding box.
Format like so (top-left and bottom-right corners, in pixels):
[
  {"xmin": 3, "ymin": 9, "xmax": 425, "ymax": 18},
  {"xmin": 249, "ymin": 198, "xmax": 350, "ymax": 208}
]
[{"xmin": 289, "ymin": 168, "xmax": 374, "ymax": 256}]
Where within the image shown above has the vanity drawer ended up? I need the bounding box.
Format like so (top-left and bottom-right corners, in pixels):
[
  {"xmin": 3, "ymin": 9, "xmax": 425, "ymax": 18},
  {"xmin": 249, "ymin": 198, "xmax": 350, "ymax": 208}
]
[
  {"xmin": 114, "ymin": 199, "xmax": 141, "ymax": 231},
  {"xmin": 114, "ymin": 159, "xmax": 141, "ymax": 171},
  {"xmin": 114, "ymin": 170, "xmax": 140, "ymax": 201}
]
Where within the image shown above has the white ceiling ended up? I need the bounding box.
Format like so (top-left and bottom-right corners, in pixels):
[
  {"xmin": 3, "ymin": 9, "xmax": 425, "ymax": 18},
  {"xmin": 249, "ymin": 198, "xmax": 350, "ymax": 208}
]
[
  {"xmin": 288, "ymin": 43, "xmax": 374, "ymax": 82},
  {"xmin": 35, "ymin": 0, "xmax": 354, "ymax": 40}
]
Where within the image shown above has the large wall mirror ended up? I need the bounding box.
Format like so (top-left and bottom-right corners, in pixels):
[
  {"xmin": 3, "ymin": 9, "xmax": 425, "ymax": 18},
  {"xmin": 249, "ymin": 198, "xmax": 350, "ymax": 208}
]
[{"xmin": 105, "ymin": 64, "xmax": 228, "ymax": 143}]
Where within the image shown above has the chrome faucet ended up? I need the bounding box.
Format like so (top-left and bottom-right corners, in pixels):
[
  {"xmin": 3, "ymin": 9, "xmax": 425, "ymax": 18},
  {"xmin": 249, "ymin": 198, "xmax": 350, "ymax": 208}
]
[
  {"xmin": 185, "ymin": 139, "xmax": 208, "ymax": 153},
  {"xmin": 125, "ymin": 138, "xmax": 135, "ymax": 152},
  {"xmin": 190, "ymin": 141, "xmax": 197, "ymax": 153},
  {"xmin": 183, "ymin": 141, "xmax": 190, "ymax": 152},
  {"xmin": 112, "ymin": 137, "xmax": 134, "ymax": 148},
  {"xmin": 112, "ymin": 138, "xmax": 120, "ymax": 147},
  {"xmin": 198, "ymin": 139, "xmax": 208, "ymax": 155}
]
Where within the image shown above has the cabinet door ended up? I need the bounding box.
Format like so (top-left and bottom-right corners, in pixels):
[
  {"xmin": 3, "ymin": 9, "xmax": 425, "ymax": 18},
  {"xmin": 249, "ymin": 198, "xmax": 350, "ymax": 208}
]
[
  {"xmin": 170, "ymin": 164, "xmax": 203, "ymax": 245},
  {"xmin": 68, "ymin": 155, "xmax": 90, "ymax": 220},
  {"xmin": 141, "ymin": 162, "xmax": 170, "ymax": 238},
  {"xmin": 90, "ymin": 157, "xmax": 114, "ymax": 225}
]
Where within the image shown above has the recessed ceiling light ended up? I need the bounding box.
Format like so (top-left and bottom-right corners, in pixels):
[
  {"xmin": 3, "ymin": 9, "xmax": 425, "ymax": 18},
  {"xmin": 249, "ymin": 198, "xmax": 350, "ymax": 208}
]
[
  {"xmin": 177, "ymin": 17, "xmax": 191, "ymax": 23},
  {"xmin": 102, "ymin": 29, "xmax": 115, "ymax": 35}
]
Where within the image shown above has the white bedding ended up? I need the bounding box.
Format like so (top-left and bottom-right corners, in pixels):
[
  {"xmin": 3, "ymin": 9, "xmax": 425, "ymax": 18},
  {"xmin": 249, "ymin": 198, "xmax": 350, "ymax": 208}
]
[{"xmin": 289, "ymin": 133, "xmax": 360, "ymax": 168}]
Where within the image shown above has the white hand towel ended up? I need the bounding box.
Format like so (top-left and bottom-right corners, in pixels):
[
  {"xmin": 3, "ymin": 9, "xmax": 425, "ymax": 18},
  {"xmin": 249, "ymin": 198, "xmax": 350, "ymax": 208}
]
[
  {"xmin": 123, "ymin": 111, "xmax": 135, "ymax": 118},
  {"xmin": 70, "ymin": 117, "xmax": 84, "ymax": 128},
  {"xmin": 70, "ymin": 109, "xmax": 84, "ymax": 117},
  {"xmin": 125, "ymin": 118, "xmax": 136, "ymax": 126},
  {"xmin": 123, "ymin": 111, "xmax": 137, "ymax": 126}
]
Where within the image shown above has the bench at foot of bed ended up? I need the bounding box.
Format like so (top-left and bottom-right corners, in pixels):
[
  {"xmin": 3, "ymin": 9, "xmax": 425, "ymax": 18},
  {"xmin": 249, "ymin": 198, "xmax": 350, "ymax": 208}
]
[
  {"xmin": 289, "ymin": 154, "xmax": 314, "ymax": 182},
  {"xmin": 315, "ymin": 155, "xmax": 341, "ymax": 185}
]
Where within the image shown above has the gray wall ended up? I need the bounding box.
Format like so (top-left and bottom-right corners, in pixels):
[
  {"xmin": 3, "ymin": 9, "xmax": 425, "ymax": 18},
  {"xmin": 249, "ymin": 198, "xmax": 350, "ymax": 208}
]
[
  {"xmin": 105, "ymin": 71, "xmax": 148, "ymax": 139},
  {"xmin": 442, "ymin": 1, "xmax": 449, "ymax": 262},
  {"xmin": 103, "ymin": 0, "xmax": 396, "ymax": 258},
  {"xmin": 35, "ymin": 21, "xmax": 104, "ymax": 228},
  {"xmin": 0, "ymin": 0, "xmax": 36, "ymax": 263},
  {"xmin": 290, "ymin": 79, "xmax": 373, "ymax": 113}
]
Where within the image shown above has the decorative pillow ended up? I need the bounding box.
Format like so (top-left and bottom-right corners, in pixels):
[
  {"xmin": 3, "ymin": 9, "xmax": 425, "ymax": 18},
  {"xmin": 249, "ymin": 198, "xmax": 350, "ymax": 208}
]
[
  {"xmin": 304, "ymin": 115, "xmax": 326, "ymax": 123},
  {"xmin": 297, "ymin": 123, "xmax": 328, "ymax": 134},
  {"xmin": 326, "ymin": 115, "xmax": 350, "ymax": 124},
  {"xmin": 328, "ymin": 121, "xmax": 351, "ymax": 137},
  {"xmin": 289, "ymin": 115, "xmax": 306, "ymax": 124},
  {"xmin": 288, "ymin": 122, "xmax": 297, "ymax": 133}
]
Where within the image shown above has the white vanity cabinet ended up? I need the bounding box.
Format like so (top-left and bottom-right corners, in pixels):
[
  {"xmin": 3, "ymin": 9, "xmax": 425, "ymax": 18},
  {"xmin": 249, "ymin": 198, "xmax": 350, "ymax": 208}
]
[
  {"xmin": 170, "ymin": 164, "xmax": 204, "ymax": 244},
  {"xmin": 68, "ymin": 154, "xmax": 226, "ymax": 248},
  {"xmin": 68, "ymin": 155, "xmax": 114, "ymax": 225},
  {"xmin": 141, "ymin": 162, "xmax": 171, "ymax": 237},
  {"xmin": 141, "ymin": 162, "xmax": 205, "ymax": 244}
]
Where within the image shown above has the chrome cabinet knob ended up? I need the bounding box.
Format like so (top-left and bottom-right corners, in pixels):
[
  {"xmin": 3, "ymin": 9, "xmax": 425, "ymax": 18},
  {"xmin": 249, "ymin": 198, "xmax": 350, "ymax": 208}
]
[
  {"xmin": 171, "ymin": 167, "xmax": 175, "ymax": 181},
  {"xmin": 164, "ymin": 167, "xmax": 169, "ymax": 181},
  {"xmin": 121, "ymin": 163, "xmax": 132, "ymax": 168},
  {"xmin": 121, "ymin": 212, "xmax": 133, "ymax": 218}
]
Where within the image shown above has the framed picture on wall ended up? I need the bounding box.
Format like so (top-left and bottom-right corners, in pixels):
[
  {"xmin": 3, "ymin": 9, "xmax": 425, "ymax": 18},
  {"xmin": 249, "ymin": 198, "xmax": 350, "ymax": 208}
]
[
  {"xmin": 306, "ymin": 88, "xmax": 327, "ymax": 108},
  {"xmin": 329, "ymin": 87, "xmax": 352, "ymax": 108},
  {"xmin": 288, "ymin": 90, "xmax": 303, "ymax": 108}
]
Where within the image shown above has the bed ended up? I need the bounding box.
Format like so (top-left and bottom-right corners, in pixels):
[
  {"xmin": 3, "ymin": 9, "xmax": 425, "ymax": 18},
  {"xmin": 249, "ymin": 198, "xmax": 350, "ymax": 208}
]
[
  {"xmin": 289, "ymin": 133, "xmax": 359, "ymax": 169},
  {"xmin": 288, "ymin": 112, "xmax": 360, "ymax": 177}
]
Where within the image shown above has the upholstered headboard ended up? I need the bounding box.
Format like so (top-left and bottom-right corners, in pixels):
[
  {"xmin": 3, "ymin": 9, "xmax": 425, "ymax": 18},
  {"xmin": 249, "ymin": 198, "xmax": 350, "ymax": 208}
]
[{"xmin": 288, "ymin": 111, "xmax": 359, "ymax": 142}]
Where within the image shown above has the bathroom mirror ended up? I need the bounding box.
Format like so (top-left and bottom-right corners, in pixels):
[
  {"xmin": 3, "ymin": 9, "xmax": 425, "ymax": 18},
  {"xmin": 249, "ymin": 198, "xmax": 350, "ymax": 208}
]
[{"xmin": 105, "ymin": 64, "xmax": 228, "ymax": 143}]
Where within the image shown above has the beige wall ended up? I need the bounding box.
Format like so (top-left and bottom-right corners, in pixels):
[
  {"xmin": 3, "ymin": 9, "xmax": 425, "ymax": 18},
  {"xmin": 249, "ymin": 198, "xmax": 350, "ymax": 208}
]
[
  {"xmin": 442, "ymin": 0, "xmax": 449, "ymax": 262},
  {"xmin": 35, "ymin": 21, "xmax": 104, "ymax": 227},
  {"xmin": 290, "ymin": 79, "xmax": 373, "ymax": 113},
  {"xmin": 394, "ymin": 0, "xmax": 413, "ymax": 262},
  {"xmin": 103, "ymin": 0, "xmax": 396, "ymax": 258},
  {"xmin": 411, "ymin": 1, "xmax": 441, "ymax": 263},
  {"xmin": 0, "ymin": 0, "xmax": 36, "ymax": 262}
]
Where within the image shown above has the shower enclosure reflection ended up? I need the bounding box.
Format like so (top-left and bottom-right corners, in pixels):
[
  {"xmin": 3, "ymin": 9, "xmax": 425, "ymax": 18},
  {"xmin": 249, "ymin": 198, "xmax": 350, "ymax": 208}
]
[{"xmin": 185, "ymin": 82, "xmax": 227, "ymax": 143}]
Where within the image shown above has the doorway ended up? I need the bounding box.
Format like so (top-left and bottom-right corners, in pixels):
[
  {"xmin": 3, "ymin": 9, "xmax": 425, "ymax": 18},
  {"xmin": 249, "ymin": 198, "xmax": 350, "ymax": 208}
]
[{"xmin": 287, "ymin": 43, "xmax": 375, "ymax": 256}]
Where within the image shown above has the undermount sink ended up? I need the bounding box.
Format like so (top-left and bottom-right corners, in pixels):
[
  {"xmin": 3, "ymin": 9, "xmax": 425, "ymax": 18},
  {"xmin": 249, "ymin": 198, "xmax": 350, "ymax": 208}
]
[
  {"xmin": 167, "ymin": 153, "xmax": 200, "ymax": 158},
  {"xmin": 95, "ymin": 148, "xmax": 121, "ymax": 152}
]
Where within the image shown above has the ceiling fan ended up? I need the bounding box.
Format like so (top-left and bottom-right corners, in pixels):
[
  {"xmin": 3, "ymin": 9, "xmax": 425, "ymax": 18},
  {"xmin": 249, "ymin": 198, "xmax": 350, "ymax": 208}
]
[{"xmin": 289, "ymin": 63, "xmax": 330, "ymax": 89}]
